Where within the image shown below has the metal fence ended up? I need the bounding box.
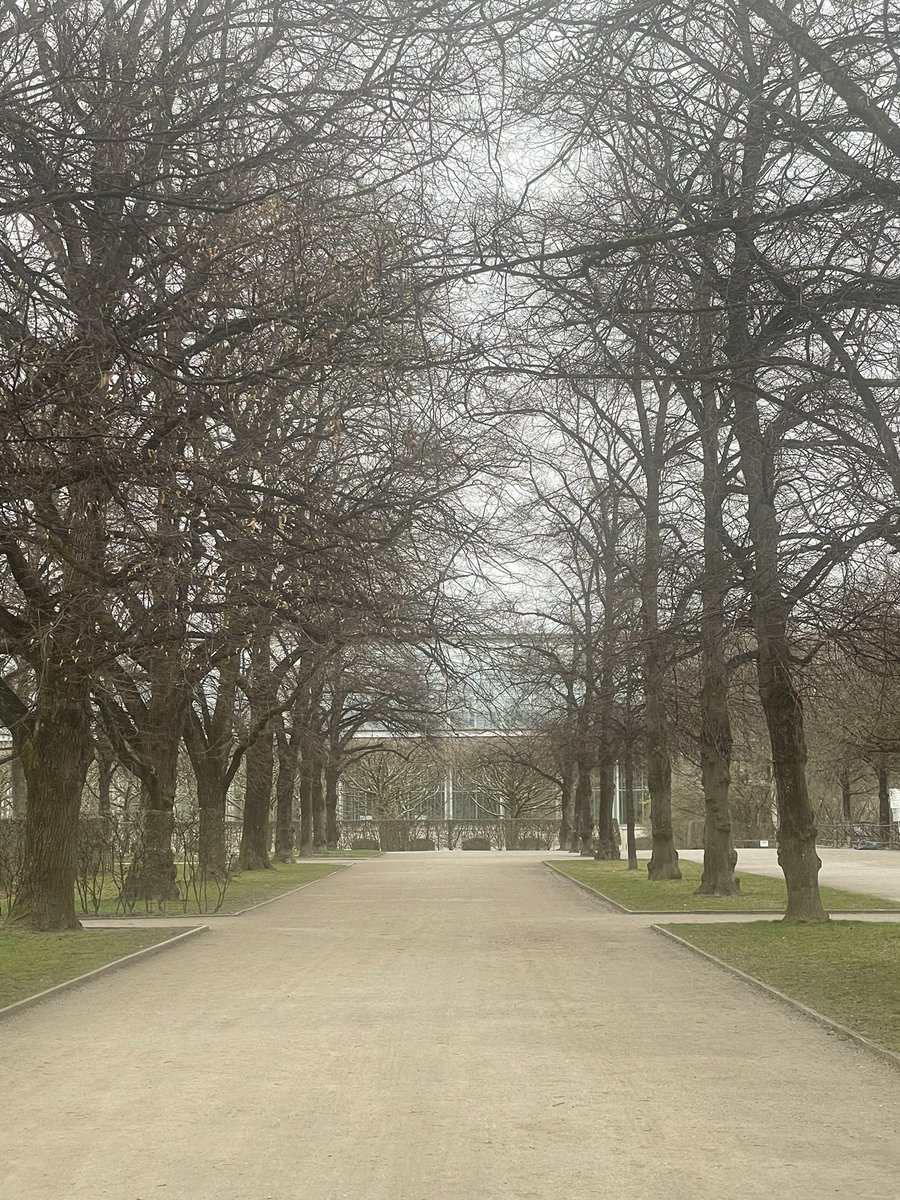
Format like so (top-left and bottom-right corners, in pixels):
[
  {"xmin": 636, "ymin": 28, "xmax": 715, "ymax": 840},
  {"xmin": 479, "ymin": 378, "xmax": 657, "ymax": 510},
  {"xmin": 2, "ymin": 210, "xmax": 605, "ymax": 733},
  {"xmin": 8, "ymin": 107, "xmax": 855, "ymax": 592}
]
[
  {"xmin": 336, "ymin": 818, "xmax": 561, "ymax": 851},
  {"xmin": 816, "ymin": 821, "xmax": 900, "ymax": 850}
]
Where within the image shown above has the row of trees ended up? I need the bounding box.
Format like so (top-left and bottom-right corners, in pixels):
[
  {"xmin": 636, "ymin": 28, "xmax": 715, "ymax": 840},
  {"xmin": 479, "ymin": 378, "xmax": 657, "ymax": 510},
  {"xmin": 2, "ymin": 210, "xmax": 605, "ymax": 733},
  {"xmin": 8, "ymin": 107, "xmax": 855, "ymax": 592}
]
[
  {"xmin": 5, "ymin": 0, "xmax": 900, "ymax": 927},
  {"xmin": 466, "ymin": 0, "xmax": 900, "ymax": 920},
  {"xmin": 0, "ymin": 0, "xmax": 527, "ymax": 928}
]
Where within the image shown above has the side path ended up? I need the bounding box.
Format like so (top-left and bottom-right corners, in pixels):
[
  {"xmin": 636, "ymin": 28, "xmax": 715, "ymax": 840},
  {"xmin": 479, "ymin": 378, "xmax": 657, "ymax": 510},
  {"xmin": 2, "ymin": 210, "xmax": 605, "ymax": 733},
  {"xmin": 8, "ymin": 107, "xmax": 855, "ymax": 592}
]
[
  {"xmin": 2, "ymin": 855, "xmax": 899, "ymax": 1200},
  {"xmin": 679, "ymin": 845, "xmax": 900, "ymax": 901}
]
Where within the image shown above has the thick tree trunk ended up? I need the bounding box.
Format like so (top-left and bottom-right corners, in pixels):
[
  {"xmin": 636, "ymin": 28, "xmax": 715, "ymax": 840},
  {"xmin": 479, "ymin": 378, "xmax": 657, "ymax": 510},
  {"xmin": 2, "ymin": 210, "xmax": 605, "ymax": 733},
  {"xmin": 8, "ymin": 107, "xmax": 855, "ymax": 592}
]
[
  {"xmin": 240, "ymin": 727, "xmax": 274, "ymax": 871},
  {"xmin": 639, "ymin": 381, "xmax": 680, "ymax": 882},
  {"xmin": 325, "ymin": 758, "xmax": 340, "ymax": 850},
  {"xmin": 624, "ymin": 749, "xmax": 638, "ymax": 871},
  {"xmin": 298, "ymin": 754, "xmax": 314, "ymax": 857},
  {"xmin": 574, "ymin": 758, "xmax": 594, "ymax": 856},
  {"xmin": 312, "ymin": 747, "xmax": 327, "ymax": 851},
  {"xmin": 8, "ymin": 676, "xmax": 93, "ymax": 931},
  {"xmin": 730, "ymin": 349, "xmax": 826, "ymax": 920},
  {"xmin": 727, "ymin": 15, "xmax": 825, "ymax": 923},
  {"xmin": 594, "ymin": 756, "xmax": 619, "ymax": 859},
  {"xmin": 693, "ymin": 362, "xmax": 739, "ymax": 895},
  {"xmin": 184, "ymin": 652, "xmax": 239, "ymax": 877},
  {"xmin": 122, "ymin": 674, "xmax": 186, "ymax": 905},
  {"xmin": 273, "ymin": 725, "xmax": 299, "ymax": 863},
  {"xmin": 558, "ymin": 764, "xmax": 574, "ymax": 852},
  {"xmin": 238, "ymin": 629, "xmax": 275, "ymax": 872},
  {"xmin": 195, "ymin": 760, "xmax": 228, "ymax": 877},
  {"xmin": 10, "ymin": 754, "xmax": 28, "ymax": 817}
]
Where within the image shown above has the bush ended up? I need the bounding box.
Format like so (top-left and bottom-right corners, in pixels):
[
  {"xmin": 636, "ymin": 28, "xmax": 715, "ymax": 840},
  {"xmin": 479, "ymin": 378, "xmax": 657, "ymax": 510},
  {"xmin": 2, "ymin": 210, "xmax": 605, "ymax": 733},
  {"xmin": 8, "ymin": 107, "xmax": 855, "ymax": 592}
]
[{"xmin": 351, "ymin": 837, "xmax": 380, "ymax": 851}]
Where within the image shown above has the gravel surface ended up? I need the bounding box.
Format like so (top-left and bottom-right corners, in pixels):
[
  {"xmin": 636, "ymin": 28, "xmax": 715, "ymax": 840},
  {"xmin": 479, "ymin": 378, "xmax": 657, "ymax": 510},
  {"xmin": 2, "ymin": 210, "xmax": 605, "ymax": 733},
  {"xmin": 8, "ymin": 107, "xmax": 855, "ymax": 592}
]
[
  {"xmin": 2, "ymin": 852, "xmax": 899, "ymax": 1199},
  {"xmin": 678, "ymin": 846, "xmax": 900, "ymax": 902}
]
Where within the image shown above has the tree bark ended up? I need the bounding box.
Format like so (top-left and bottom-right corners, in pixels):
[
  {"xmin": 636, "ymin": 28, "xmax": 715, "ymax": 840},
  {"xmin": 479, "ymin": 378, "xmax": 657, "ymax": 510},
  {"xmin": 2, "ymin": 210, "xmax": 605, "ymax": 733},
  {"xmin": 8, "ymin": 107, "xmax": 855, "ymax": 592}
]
[
  {"xmin": 194, "ymin": 758, "xmax": 228, "ymax": 877},
  {"xmin": 624, "ymin": 749, "xmax": 638, "ymax": 871},
  {"xmin": 840, "ymin": 763, "xmax": 852, "ymax": 824},
  {"xmin": 574, "ymin": 757, "xmax": 594, "ymax": 855},
  {"xmin": 694, "ymin": 374, "xmax": 739, "ymax": 896},
  {"xmin": 121, "ymin": 658, "xmax": 187, "ymax": 904},
  {"xmin": 238, "ymin": 628, "xmax": 275, "ymax": 872},
  {"xmin": 637, "ymin": 376, "xmax": 680, "ymax": 881},
  {"xmin": 240, "ymin": 726, "xmax": 274, "ymax": 871},
  {"xmin": 311, "ymin": 744, "xmax": 327, "ymax": 851},
  {"xmin": 325, "ymin": 757, "xmax": 340, "ymax": 850},
  {"xmin": 7, "ymin": 671, "xmax": 93, "ymax": 930},
  {"xmin": 594, "ymin": 756, "xmax": 619, "ymax": 859},
  {"xmin": 877, "ymin": 764, "xmax": 891, "ymax": 840},
  {"xmin": 558, "ymin": 762, "xmax": 574, "ymax": 852},
  {"xmin": 298, "ymin": 753, "xmax": 314, "ymax": 857},
  {"xmin": 273, "ymin": 720, "xmax": 299, "ymax": 863},
  {"xmin": 724, "ymin": 37, "xmax": 827, "ymax": 921},
  {"xmin": 10, "ymin": 754, "xmax": 27, "ymax": 817}
]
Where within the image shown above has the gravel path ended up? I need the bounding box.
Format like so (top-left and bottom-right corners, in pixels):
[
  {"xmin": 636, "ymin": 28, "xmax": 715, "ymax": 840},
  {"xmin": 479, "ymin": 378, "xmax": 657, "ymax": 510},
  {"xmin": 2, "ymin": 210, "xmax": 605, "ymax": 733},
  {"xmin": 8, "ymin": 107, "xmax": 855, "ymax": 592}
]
[
  {"xmin": 3, "ymin": 852, "xmax": 899, "ymax": 1199},
  {"xmin": 678, "ymin": 845, "xmax": 900, "ymax": 901}
]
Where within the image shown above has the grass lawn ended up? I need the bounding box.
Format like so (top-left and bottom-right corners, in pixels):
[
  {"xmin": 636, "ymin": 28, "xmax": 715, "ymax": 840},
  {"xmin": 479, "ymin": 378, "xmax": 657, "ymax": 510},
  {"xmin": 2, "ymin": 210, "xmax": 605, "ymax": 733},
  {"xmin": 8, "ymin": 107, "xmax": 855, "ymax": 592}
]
[
  {"xmin": 548, "ymin": 857, "xmax": 900, "ymax": 912},
  {"xmin": 79, "ymin": 861, "xmax": 345, "ymax": 917},
  {"xmin": 0, "ymin": 929, "xmax": 179, "ymax": 1009},
  {"xmin": 664, "ymin": 921, "xmax": 900, "ymax": 1053}
]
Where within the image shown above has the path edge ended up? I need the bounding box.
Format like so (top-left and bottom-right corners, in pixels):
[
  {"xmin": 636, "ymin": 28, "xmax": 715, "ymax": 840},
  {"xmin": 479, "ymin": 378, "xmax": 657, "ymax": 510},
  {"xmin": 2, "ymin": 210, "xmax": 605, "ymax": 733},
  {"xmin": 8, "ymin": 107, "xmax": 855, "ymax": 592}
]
[
  {"xmin": 543, "ymin": 860, "xmax": 634, "ymax": 912},
  {"xmin": 0, "ymin": 925, "xmax": 209, "ymax": 1021},
  {"xmin": 652, "ymin": 923, "xmax": 900, "ymax": 1072},
  {"xmin": 230, "ymin": 862, "xmax": 351, "ymax": 915}
]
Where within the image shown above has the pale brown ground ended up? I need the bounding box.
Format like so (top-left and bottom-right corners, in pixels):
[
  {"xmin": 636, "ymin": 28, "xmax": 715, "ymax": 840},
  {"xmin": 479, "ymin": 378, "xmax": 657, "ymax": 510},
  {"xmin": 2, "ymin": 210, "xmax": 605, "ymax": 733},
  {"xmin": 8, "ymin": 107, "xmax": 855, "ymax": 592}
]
[{"xmin": 2, "ymin": 852, "xmax": 899, "ymax": 1199}]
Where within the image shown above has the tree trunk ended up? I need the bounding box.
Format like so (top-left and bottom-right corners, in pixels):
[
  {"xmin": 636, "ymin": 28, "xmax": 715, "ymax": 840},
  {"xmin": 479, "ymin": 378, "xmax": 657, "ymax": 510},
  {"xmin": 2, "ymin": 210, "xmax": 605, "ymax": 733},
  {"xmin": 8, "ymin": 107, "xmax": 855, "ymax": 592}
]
[
  {"xmin": 298, "ymin": 754, "xmax": 314, "ymax": 857},
  {"xmin": 878, "ymin": 765, "xmax": 891, "ymax": 840},
  {"xmin": 8, "ymin": 675, "xmax": 93, "ymax": 931},
  {"xmin": 574, "ymin": 758, "xmax": 594, "ymax": 856},
  {"xmin": 122, "ymin": 672, "xmax": 186, "ymax": 905},
  {"xmin": 238, "ymin": 629, "xmax": 275, "ymax": 872},
  {"xmin": 727, "ymin": 10, "xmax": 826, "ymax": 923},
  {"xmin": 558, "ymin": 763, "xmax": 574, "ymax": 852},
  {"xmin": 10, "ymin": 754, "xmax": 28, "ymax": 817},
  {"xmin": 312, "ymin": 747, "xmax": 326, "ymax": 851},
  {"xmin": 624, "ymin": 749, "xmax": 638, "ymax": 871},
  {"xmin": 325, "ymin": 757, "xmax": 340, "ymax": 850},
  {"xmin": 273, "ymin": 724, "xmax": 299, "ymax": 863},
  {"xmin": 240, "ymin": 727, "xmax": 274, "ymax": 871},
  {"xmin": 96, "ymin": 754, "xmax": 113, "ymax": 818},
  {"xmin": 594, "ymin": 756, "xmax": 619, "ymax": 859},
  {"xmin": 638, "ymin": 377, "xmax": 680, "ymax": 882},
  {"xmin": 730, "ymin": 325, "xmax": 825, "ymax": 919},
  {"xmin": 195, "ymin": 759, "xmax": 228, "ymax": 877},
  {"xmin": 840, "ymin": 763, "xmax": 852, "ymax": 824}
]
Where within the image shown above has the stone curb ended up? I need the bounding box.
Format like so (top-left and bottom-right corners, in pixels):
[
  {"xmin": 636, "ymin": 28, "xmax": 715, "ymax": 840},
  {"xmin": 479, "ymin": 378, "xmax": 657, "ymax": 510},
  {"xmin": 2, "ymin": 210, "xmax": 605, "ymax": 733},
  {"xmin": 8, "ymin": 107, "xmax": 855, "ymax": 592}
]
[
  {"xmin": 543, "ymin": 861, "xmax": 634, "ymax": 911},
  {"xmin": 75, "ymin": 862, "xmax": 351, "ymax": 922},
  {"xmin": 651, "ymin": 923, "xmax": 900, "ymax": 1073},
  {"xmin": 0, "ymin": 925, "xmax": 209, "ymax": 1022},
  {"xmin": 541, "ymin": 860, "xmax": 900, "ymax": 917}
]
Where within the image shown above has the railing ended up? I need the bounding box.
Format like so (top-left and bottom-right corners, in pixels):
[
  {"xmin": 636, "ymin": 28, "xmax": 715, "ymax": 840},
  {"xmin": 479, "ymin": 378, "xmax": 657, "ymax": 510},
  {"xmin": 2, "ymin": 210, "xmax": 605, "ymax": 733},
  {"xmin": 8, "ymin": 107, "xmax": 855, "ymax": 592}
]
[
  {"xmin": 336, "ymin": 818, "xmax": 561, "ymax": 851},
  {"xmin": 816, "ymin": 821, "xmax": 900, "ymax": 849}
]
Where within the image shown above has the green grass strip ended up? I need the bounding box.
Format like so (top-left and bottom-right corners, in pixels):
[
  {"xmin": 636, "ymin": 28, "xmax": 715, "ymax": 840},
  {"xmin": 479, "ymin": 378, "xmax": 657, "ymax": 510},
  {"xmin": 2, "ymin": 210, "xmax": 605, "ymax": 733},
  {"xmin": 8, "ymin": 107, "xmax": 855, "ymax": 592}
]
[
  {"xmin": 80, "ymin": 861, "xmax": 345, "ymax": 917},
  {"xmin": 0, "ymin": 929, "xmax": 178, "ymax": 1009},
  {"xmin": 548, "ymin": 857, "xmax": 900, "ymax": 912},
  {"xmin": 663, "ymin": 921, "xmax": 900, "ymax": 1054}
]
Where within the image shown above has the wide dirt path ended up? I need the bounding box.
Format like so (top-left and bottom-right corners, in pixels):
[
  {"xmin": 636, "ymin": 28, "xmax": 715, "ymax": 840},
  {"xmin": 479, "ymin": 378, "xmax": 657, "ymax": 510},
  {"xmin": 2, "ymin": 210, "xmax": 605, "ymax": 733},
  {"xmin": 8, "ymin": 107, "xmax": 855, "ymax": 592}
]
[{"xmin": 3, "ymin": 854, "xmax": 899, "ymax": 1199}]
